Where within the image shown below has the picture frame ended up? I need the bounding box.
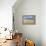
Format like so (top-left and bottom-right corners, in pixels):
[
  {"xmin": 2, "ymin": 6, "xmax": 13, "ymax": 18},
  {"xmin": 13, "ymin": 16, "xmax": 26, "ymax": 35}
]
[{"xmin": 22, "ymin": 15, "xmax": 36, "ymax": 25}]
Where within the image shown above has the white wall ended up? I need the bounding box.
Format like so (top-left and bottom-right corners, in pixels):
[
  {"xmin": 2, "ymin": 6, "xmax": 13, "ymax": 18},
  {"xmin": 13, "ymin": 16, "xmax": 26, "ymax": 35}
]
[
  {"xmin": 13, "ymin": 0, "xmax": 41, "ymax": 46},
  {"xmin": 0, "ymin": 0, "xmax": 16, "ymax": 29},
  {"xmin": 13, "ymin": 0, "xmax": 46, "ymax": 46},
  {"xmin": 41, "ymin": 0, "xmax": 46, "ymax": 46}
]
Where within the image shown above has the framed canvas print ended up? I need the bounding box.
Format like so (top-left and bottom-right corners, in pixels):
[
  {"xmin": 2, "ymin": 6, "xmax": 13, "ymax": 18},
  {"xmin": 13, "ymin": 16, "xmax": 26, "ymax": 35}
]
[{"xmin": 22, "ymin": 15, "xmax": 36, "ymax": 25}]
